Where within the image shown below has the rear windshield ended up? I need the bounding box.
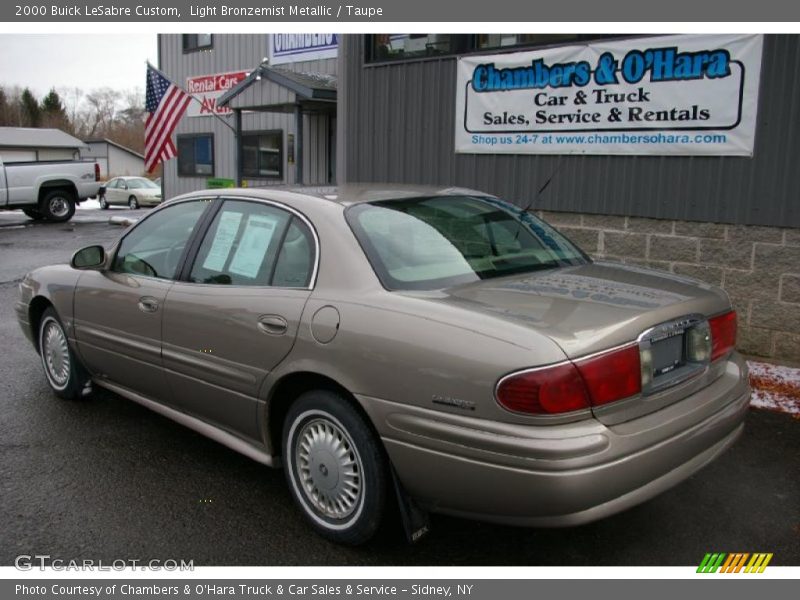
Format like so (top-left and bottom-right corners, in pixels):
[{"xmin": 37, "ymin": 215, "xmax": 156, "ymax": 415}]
[{"xmin": 346, "ymin": 195, "xmax": 588, "ymax": 290}]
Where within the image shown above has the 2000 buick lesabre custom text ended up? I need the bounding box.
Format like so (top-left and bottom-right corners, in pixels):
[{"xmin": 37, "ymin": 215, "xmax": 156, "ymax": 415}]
[{"xmin": 16, "ymin": 185, "xmax": 749, "ymax": 544}]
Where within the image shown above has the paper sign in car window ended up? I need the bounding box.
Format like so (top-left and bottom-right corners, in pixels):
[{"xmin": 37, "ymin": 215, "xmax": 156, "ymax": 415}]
[
  {"xmin": 202, "ymin": 211, "xmax": 243, "ymax": 272},
  {"xmin": 228, "ymin": 214, "xmax": 279, "ymax": 279}
]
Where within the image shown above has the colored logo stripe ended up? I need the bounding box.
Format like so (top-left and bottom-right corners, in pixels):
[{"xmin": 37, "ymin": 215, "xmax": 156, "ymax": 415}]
[{"xmin": 697, "ymin": 553, "xmax": 773, "ymax": 573}]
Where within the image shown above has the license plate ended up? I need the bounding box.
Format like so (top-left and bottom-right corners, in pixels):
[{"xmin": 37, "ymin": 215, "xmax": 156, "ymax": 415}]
[{"xmin": 650, "ymin": 333, "xmax": 684, "ymax": 377}]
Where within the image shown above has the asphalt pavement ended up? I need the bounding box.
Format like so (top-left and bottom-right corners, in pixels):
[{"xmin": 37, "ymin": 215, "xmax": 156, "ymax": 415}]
[{"xmin": 0, "ymin": 212, "xmax": 798, "ymax": 566}]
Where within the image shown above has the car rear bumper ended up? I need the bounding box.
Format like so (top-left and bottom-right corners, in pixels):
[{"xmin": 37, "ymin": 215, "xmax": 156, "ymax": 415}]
[{"xmin": 358, "ymin": 353, "xmax": 750, "ymax": 526}]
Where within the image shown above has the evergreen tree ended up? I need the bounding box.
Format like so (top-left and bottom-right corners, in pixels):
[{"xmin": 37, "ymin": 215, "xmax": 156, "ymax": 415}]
[
  {"xmin": 40, "ymin": 88, "xmax": 70, "ymax": 131},
  {"xmin": 20, "ymin": 88, "xmax": 41, "ymax": 127},
  {"xmin": 0, "ymin": 88, "xmax": 9, "ymax": 126}
]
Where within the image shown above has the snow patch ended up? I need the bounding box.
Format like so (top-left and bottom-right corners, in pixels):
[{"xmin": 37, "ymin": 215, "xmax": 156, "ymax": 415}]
[{"xmin": 747, "ymin": 360, "xmax": 800, "ymax": 416}]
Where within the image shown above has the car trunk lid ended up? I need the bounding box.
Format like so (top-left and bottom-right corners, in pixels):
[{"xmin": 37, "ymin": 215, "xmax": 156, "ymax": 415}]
[{"xmin": 434, "ymin": 261, "xmax": 733, "ymax": 423}]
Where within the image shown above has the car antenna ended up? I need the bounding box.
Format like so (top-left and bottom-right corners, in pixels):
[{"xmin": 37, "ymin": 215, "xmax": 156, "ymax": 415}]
[{"xmin": 514, "ymin": 155, "xmax": 566, "ymax": 239}]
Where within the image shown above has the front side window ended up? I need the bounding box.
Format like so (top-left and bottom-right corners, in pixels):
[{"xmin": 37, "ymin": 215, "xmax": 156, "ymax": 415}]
[
  {"xmin": 177, "ymin": 134, "xmax": 214, "ymax": 177},
  {"xmin": 113, "ymin": 200, "xmax": 209, "ymax": 279},
  {"xmin": 189, "ymin": 200, "xmax": 314, "ymax": 287},
  {"xmin": 347, "ymin": 196, "xmax": 588, "ymax": 290},
  {"xmin": 241, "ymin": 131, "xmax": 283, "ymax": 179}
]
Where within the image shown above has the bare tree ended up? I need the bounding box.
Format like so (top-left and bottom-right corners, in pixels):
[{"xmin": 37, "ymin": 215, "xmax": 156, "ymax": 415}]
[{"xmin": 84, "ymin": 87, "xmax": 120, "ymax": 137}]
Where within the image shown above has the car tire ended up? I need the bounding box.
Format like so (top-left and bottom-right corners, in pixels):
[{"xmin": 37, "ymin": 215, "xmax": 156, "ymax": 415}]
[
  {"xmin": 99, "ymin": 196, "xmax": 109, "ymax": 210},
  {"xmin": 282, "ymin": 390, "xmax": 388, "ymax": 545},
  {"xmin": 22, "ymin": 208, "xmax": 45, "ymax": 220},
  {"xmin": 38, "ymin": 307, "xmax": 90, "ymax": 400},
  {"xmin": 39, "ymin": 189, "xmax": 76, "ymax": 222},
  {"xmin": 128, "ymin": 196, "xmax": 139, "ymax": 209}
]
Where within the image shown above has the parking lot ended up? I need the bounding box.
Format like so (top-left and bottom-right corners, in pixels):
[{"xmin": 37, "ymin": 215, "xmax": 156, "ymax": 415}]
[{"xmin": 0, "ymin": 210, "xmax": 798, "ymax": 567}]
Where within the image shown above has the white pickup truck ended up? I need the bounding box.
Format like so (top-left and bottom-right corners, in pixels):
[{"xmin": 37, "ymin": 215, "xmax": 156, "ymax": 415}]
[{"xmin": 0, "ymin": 158, "xmax": 102, "ymax": 223}]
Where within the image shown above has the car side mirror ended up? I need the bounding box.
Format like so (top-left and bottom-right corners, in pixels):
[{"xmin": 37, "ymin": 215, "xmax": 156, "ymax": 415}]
[{"xmin": 71, "ymin": 245, "xmax": 106, "ymax": 270}]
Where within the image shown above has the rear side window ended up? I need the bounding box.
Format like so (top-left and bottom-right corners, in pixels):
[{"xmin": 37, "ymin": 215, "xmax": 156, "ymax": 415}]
[{"xmin": 189, "ymin": 200, "xmax": 314, "ymax": 288}]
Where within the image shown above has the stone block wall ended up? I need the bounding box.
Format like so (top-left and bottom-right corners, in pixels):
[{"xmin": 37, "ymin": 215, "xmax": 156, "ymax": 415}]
[{"xmin": 535, "ymin": 210, "xmax": 800, "ymax": 364}]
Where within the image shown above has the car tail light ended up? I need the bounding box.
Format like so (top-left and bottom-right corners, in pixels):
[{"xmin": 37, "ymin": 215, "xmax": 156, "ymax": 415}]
[
  {"xmin": 496, "ymin": 363, "xmax": 591, "ymax": 415},
  {"xmin": 496, "ymin": 344, "xmax": 643, "ymax": 415},
  {"xmin": 709, "ymin": 310, "xmax": 737, "ymax": 361},
  {"xmin": 574, "ymin": 344, "xmax": 641, "ymax": 407},
  {"xmin": 94, "ymin": 163, "xmax": 100, "ymax": 181}
]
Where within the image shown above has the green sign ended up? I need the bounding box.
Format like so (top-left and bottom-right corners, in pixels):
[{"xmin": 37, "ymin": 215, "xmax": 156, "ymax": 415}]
[{"xmin": 206, "ymin": 177, "xmax": 236, "ymax": 189}]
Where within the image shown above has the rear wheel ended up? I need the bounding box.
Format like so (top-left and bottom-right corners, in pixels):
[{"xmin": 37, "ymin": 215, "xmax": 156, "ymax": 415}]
[
  {"xmin": 282, "ymin": 390, "xmax": 388, "ymax": 545},
  {"xmin": 38, "ymin": 307, "xmax": 90, "ymax": 400},
  {"xmin": 128, "ymin": 196, "xmax": 139, "ymax": 209},
  {"xmin": 39, "ymin": 189, "xmax": 76, "ymax": 222}
]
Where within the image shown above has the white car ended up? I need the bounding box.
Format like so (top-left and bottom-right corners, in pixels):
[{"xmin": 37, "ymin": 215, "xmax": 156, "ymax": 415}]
[{"xmin": 99, "ymin": 176, "xmax": 162, "ymax": 210}]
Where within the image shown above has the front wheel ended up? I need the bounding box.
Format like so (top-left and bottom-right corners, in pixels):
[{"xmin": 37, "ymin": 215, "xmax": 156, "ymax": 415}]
[
  {"xmin": 282, "ymin": 390, "xmax": 389, "ymax": 545},
  {"xmin": 99, "ymin": 196, "xmax": 109, "ymax": 210},
  {"xmin": 128, "ymin": 196, "xmax": 139, "ymax": 209},
  {"xmin": 38, "ymin": 307, "xmax": 90, "ymax": 400},
  {"xmin": 39, "ymin": 189, "xmax": 76, "ymax": 222}
]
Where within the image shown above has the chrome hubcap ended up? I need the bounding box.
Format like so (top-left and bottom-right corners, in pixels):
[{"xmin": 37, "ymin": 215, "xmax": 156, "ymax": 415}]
[
  {"xmin": 295, "ymin": 418, "xmax": 362, "ymax": 520},
  {"xmin": 42, "ymin": 321, "xmax": 70, "ymax": 386},
  {"xmin": 49, "ymin": 197, "xmax": 69, "ymax": 218}
]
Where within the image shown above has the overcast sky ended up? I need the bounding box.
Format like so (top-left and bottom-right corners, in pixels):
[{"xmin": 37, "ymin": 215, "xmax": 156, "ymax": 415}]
[{"xmin": 0, "ymin": 34, "xmax": 157, "ymax": 99}]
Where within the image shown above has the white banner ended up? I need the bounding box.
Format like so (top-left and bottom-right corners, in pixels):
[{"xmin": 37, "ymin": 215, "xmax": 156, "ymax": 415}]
[
  {"xmin": 455, "ymin": 34, "xmax": 764, "ymax": 156},
  {"xmin": 186, "ymin": 71, "xmax": 248, "ymax": 118}
]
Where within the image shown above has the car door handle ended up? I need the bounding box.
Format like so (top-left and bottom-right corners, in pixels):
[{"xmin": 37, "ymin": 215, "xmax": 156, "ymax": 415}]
[
  {"xmin": 138, "ymin": 296, "xmax": 159, "ymax": 313},
  {"xmin": 258, "ymin": 315, "xmax": 288, "ymax": 335}
]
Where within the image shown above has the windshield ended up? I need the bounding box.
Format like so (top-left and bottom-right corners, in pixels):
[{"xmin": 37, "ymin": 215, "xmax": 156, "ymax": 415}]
[
  {"xmin": 127, "ymin": 178, "xmax": 159, "ymax": 189},
  {"xmin": 347, "ymin": 195, "xmax": 589, "ymax": 290}
]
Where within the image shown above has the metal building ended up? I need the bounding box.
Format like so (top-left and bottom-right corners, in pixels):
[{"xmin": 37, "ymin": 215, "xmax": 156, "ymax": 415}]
[
  {"xmin": 81, "ymin": 138, "xmax": 145, "ymax": 178},
  {"xmin": 157, "ymin": 34, "xmax": 337, "ymax": 199}
]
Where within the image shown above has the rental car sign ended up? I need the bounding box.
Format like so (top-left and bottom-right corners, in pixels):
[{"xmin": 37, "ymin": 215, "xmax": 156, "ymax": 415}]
[
  {"xmin": 186, "ymin": 71, "xmax": 248, "ymax": 117},
  {"xmin": 455, "ymin": 34, "xmax": 763, "ymax": 156}
]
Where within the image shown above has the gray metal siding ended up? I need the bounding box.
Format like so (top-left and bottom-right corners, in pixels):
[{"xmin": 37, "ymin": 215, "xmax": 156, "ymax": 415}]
[
  {"xmin": 107, "ymin": 145, "xmax": 145, "ymax": 177},
  {"xmin": 159, "ymin": 34, "xmax": 337, "ymax": 197},
  {"xmin": 340, "ymin": 35, "xmax": 800, "ymax": 227}
]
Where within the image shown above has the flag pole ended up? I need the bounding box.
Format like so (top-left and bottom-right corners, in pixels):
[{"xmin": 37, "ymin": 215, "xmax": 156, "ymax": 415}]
[{"xmin": 147, "ymin": 60, "xmax": 237, "ymax": 134}]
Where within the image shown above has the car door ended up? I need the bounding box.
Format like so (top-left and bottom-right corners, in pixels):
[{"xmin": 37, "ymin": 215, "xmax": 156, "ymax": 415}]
[
  {"xmin": 104, "ymin": 178, "xmax": 120, "ymax": 205},
  {"xmin": 161, "ymin": 198, "xmax": 317, "ymax": 441},
  {"xmin": 73, "ymin": 199, "xmax": 212, "ymax": 401}
]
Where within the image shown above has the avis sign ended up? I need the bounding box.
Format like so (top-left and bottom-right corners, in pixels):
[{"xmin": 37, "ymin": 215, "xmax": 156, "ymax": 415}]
[
  {"xmin": 186, "ymin": 71, "xmax": 248, "ymax": 118},
  {"xmin": 455, "ymin": 34, "xmax": 763, "ymax": 156}
]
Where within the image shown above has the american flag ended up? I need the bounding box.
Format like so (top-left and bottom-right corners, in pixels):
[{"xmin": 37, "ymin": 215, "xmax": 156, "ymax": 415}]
[{"xmin": 145, "ymin": 64, "xmax": 191, "ymax": 173}]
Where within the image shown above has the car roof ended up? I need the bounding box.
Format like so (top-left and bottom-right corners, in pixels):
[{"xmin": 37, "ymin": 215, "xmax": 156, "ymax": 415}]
[{"xmin": 170, "ymin": 183, "xmax": 493, "ymax": 207}]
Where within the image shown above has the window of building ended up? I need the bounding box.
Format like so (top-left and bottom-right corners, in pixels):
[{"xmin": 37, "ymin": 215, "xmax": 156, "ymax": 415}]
[
  {"xmin": 366, "ymin": 34, "xmax": 616, "ymax": 64},
  {"xmin": 367, "ymin": 35, "xmax": 465, "ymax": 62},
  {"xmin": 241, "ymin": 131, "xmax": 283, "ymax": 179},
  {"xmin": 189, "ymin": 200, "xmax": 314, "ymax": 288},
  {"xmin": 183, "ymin": 34, "xmax": 213, "ymax": 52},
  {"xmin": 177, "ymin": 134, "xmax": 214, "ymax": 177},
  {"xmin": 475, "ymin": 34, "xmax": 586, "ymax": 51}
]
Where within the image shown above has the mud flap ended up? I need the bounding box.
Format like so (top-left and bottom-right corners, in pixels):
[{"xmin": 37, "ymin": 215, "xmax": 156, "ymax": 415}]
[{"xmin": 391, "ymin": 466, "xmax": 430, "ymax": 543}]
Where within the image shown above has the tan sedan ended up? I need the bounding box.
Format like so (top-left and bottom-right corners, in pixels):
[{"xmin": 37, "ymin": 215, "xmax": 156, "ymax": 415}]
[
  {"xmin": 16, "ymin": 185, "xmax": 748, "ymax": 544},
  {"xmin": 99, "ymin": 176, "xmax": 162, "ymax": 209}
]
